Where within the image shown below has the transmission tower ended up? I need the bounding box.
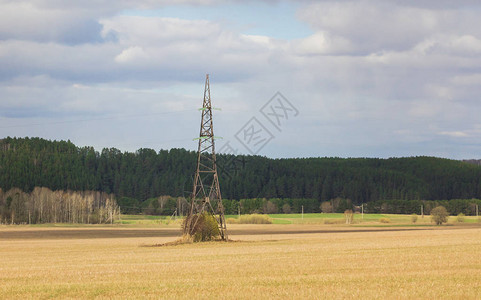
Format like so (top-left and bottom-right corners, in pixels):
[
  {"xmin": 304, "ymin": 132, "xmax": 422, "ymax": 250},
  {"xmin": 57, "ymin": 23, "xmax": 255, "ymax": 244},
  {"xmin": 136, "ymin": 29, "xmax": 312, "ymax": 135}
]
[{"xmin": 183, "ymin": 74, "xmax": 228, "ymax": 240}]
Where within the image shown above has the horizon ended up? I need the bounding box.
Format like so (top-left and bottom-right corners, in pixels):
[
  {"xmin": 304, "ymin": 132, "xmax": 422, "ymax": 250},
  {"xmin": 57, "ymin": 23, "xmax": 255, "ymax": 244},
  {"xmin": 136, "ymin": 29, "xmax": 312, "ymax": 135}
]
[{"xmin": 2, "ymin": 135, "xmax": 480, "ymax": 161}]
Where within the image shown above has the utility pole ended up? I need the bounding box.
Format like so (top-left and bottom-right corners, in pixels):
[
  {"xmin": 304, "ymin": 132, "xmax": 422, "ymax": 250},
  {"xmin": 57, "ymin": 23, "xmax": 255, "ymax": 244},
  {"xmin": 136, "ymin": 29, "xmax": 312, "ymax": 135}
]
[
  {"xmin": 476, "ymin": 204, "xmax": 479, "ymax": 217},
  {"xmin": 183, "ymin": 74, "xmax": 227, "ymax": 240},
  {"xmin": 361, "ymin": 203, "xmax": 364, "ymax": 220},
  {"xmin": 421, "ymin": 205, "xmax": 424, "ymax": 218}
]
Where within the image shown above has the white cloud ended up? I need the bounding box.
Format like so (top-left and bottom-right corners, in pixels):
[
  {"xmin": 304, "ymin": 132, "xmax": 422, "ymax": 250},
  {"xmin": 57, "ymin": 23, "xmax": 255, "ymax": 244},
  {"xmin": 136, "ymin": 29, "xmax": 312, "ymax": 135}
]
[
  {"xmin": 297, "ymin": 1, "xmax": 481, "ymax": 54},
  {"xmin": 413, "ymin": 34, "xmax": 481, "ymax": 56},
  {"xmin": 115, "ymin": 46, "xmax": 149, "ymax": 63},
  {"xmin": 292, "ymin": 32, "xmax": 352, "ymax": 55},
  {"xmin": 447, "ymin": 35, "xmax": 481, "ymax": 55},
  {"xmin": 438, "ymin": 131, "xmax": 469, "ymax": 138}
]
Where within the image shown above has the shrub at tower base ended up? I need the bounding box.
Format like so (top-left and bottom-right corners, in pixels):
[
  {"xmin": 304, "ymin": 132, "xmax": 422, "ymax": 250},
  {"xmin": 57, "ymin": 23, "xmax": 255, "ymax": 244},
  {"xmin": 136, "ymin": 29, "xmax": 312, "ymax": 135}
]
[{"xmin": 182, "ymin": 212, "xmax": 220, "ymax": 242}]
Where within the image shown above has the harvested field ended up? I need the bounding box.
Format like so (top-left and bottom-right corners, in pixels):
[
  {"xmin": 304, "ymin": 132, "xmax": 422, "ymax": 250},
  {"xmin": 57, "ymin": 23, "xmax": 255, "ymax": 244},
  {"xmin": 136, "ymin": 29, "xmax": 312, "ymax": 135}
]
[
  {"xmin": 0, "ymin": 224, "xmax": 443, "ymax": 240},
  {"xmin": 1, "ymin": 224, "xmax": 481, "ymax": 299}
]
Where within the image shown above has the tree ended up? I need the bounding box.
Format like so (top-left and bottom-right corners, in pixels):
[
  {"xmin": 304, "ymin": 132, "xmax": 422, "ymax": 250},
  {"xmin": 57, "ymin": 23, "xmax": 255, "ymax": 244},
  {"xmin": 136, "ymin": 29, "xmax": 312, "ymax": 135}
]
[
  {"xmin": 320, "ymin": 201, "xmax": 333, "ymax": 213},
  {"xmin": 320, "ymin": 176, "xmax": 332, "ymax": 202},
  {"xmin": 337, "ymin": 198, "xmax": 352, "ymax": 213},
  {"xmin": 282, "ymin": 203, "xmax": 291, "ymax": 214},
  {"xmin": 264, "ymin": 201, "xmax": 278, "ymax": 214},
  {"xmin": 431, "ymin": 206, "xmax": 449, "ymax": 225}
]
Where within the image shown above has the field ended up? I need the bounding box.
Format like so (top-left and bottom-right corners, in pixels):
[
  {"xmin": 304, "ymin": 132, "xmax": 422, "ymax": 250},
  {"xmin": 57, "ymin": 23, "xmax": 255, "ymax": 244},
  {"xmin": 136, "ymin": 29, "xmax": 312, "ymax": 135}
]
[
  {"xmin": 1, "ymin": 216, "xmax": 481, "ymax": 299},
  {"xmin": 118, "ymin": 212, "xmax": 481, "ymax": 226}
]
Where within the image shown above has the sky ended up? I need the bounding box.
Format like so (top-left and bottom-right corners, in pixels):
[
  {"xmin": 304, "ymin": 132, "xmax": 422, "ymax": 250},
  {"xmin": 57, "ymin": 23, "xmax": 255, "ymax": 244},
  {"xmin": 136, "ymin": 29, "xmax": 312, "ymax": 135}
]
[{"xmin": 1, "ymin": 0, "xmax": 481, "ymax": 159}]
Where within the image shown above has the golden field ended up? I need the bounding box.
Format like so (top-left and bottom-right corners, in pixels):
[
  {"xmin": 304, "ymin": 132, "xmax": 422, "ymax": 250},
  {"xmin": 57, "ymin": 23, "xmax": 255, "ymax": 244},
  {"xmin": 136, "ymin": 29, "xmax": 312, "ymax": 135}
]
[{"xmin": 1, "ymin": 224, "xmax": 481, "ymax": 299}]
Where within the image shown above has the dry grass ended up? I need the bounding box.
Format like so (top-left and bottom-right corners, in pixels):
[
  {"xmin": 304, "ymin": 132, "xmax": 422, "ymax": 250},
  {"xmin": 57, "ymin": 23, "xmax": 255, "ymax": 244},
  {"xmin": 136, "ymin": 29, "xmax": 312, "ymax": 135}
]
[
  {"xmin": 227, "ymin": 214, "xmax": 272, "ymax": 224},
  {"xmin": 323, "ymin": 218, "xmax": 344, "ymax": 224},
  {"xmin": 1, "ymin": 225, "xmax": 481, "ymax": 299}
]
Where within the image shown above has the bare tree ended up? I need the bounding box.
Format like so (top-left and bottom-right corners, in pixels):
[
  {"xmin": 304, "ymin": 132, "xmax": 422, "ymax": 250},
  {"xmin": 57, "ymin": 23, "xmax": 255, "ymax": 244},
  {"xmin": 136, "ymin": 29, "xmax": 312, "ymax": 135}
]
[{"xmin": 0, "ymin": 187, "xmax": 119, "ymax": 224}]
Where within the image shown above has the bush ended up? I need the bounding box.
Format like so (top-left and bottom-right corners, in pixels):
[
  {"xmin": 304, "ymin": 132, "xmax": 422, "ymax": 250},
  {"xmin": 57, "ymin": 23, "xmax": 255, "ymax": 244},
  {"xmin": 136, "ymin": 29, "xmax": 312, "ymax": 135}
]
[
  {"xmin": 264, "ymin": 201, "xmax": 278, "ymax": 214},
  {"xmin": 88, "ymin": 212, "xmax": 99, "ymax": 224},
  {"xmin": 320, "ymin": 201, "xmax": 333, "ymax": 213},
  {"xmin": 238, "ymin": 214, "xmax": 272, "ymax": 224},
  {"xmin": 431, "ymin": 206, "xmax": 449, "ymax": 225},
  {"xmin": 282, "ymin": 204, "xmax": 291, "ymax": 214},
  {"xmin": 456, "ymin": 213, "xmax": 465, "ymax": 223},
  {"xmin": 411, "ymin": 214, "xmax": 418, "ymax": 223},
  {"xmin": 332, "ymin": 198, "xmax": 352, "ymax": 213},
  {"xmin": 379, "ymin": 217, "xmax": 390, "ymax": 223},
  {"xmin": 182, "ymin": 212, "xmax": 220, "ymax": 242}
]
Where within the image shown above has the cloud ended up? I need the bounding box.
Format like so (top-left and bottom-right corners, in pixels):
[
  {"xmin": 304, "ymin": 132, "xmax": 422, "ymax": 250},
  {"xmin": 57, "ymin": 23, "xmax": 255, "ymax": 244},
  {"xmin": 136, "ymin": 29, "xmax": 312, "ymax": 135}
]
[
  {"xmin": 0, "ymin": 2, "xmax": 106, "ymax": 44},
  {"xmin": 1, "ymin": 0, "xmax": 481, "ymax": 158},
  {"xmin": 0, "ymin": 40, "xmax": 121, "ymax": 83},
  {"xmin": 292, "ymin": 32, "xmax": 353, "ymax": 55},
  {"xmin": 115, "ymin": 46, "xmax": 149, "ymax": 63},
  {"xmin": 438, "ymin": 131, "xmax": 469, "ymax": 138},
  {"xmin": 451, "ymin": 73, "xmax": 481, "ymax": 86},
  {"xmin": 0, "ymin": 13, "xmax": 276, "ymax": 83},
  {"xmin": 391, "ymin": 0, "xmax": 481, "ymax": 9},
  {"xmin": 101, "ymin": 16, "xmax": 222, "ymax": 45},
  {"xmin": 0, "ymin": 0, "xmax": 225, "ymax": 45},
  {"xmin": 297, "ymin": 1, "xmax": 481, "ymax": 54},
  {"xmin": 413, "ymin": 34, "xmax": 481, "ymax": 57}
]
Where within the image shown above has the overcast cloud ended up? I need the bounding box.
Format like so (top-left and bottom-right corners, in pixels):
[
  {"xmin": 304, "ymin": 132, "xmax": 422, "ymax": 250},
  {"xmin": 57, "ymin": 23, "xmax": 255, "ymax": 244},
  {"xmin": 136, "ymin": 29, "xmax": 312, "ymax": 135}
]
[{"xmin": 1, "ymin": 0, "xmax": 481, "ymax": 159}]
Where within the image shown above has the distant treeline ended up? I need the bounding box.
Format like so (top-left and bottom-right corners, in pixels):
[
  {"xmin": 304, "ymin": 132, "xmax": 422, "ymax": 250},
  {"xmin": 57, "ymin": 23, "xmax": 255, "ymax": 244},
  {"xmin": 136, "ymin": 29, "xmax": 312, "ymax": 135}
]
[
  {"xmin": 120, "ymin": 196, "xmax": 481, "ymax": 216},
  {"xmin": 2, "ymin": 137, "xmax": 481, "ymax": 210},
  {"xmin": 119, "ymin": 196, "xmax": 320, "ymax": 216},
  {"xmin": 226, "ymin": 198, "xmax": 481, "ymax": 216},
  {"xmin": 0, "ymin": 187, "xmax": 118, "ymax": 224},
  {"xmin": 364, "ymin": 198, "xmax": 481, "ymax": 215}
]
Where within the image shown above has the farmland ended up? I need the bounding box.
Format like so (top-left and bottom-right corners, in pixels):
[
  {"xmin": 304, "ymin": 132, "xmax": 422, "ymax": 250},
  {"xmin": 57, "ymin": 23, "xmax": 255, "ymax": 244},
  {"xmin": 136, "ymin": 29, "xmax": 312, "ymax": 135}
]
[
  {"xmin": 1, "ymin": 216, "xmax": 481, "ymax": 299},
  {"xmin": 117, "ymin": 212, "xmax": 481, "ymax": 226}
]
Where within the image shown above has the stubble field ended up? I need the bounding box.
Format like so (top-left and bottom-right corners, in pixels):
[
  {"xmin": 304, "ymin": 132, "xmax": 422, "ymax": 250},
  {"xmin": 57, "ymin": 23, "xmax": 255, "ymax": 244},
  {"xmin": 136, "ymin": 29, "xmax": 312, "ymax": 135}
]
[{"xmin": 1, "ymin": 223, "xmax": 481, "ymax": 299}]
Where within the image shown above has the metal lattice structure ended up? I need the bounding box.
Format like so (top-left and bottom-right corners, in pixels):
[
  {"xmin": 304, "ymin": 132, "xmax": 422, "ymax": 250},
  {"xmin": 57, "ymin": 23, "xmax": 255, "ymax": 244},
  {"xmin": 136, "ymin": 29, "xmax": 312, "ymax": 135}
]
[{"xmin": 183, "ymin": 74, "xmax": 227, "ymax": 240}]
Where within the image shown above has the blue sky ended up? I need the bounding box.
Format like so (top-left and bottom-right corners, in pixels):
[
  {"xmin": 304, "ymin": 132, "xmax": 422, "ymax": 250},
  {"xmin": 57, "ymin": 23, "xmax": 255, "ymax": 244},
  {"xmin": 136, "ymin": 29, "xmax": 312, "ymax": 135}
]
[{"xmin": 1, "ymin": 0, "xmax": 481, "ymax": 159}]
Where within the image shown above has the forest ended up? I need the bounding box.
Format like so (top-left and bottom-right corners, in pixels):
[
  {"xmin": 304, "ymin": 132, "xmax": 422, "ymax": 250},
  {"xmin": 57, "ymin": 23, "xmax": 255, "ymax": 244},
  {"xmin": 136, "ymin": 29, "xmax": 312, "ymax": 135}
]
[{"xmin": 1, "ymin": 137, "xmax": 481, "ymax": 219}]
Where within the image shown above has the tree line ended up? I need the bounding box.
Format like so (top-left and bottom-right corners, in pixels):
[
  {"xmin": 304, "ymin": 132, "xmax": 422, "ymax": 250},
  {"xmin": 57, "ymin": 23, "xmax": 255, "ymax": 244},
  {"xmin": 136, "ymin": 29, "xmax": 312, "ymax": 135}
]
[
  {"xmin": 2, "ymin": 137, "xmax": 481, "ymax": 213},
  {"xmin": 0, "ymin": 187, "xmax": 118, "ymax": 224},
  {"xmin": 222, "ymin": 197, "xmax": 480, "ymax": 216},
  {"xmin": 363, "ymin": 198, "xmax": 481, "ymax": 215},
  {"xmin": 118, "ymin": 196, "xmax": 481, "ymax": 216},
  {"xmin": 118, "ymin": 196, "xmax": 320, "ymax": 216}
]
